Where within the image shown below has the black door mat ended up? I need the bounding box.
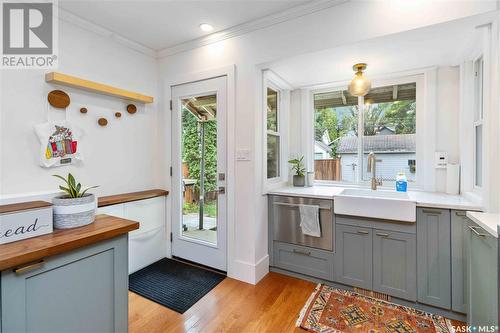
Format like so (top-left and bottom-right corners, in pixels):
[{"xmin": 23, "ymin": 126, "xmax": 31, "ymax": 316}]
[{"xmin": 129, "ymin": 258, "xmax": 226, "ymax": 313}]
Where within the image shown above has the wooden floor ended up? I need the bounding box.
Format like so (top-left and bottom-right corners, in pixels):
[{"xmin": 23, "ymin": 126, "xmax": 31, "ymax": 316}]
[
  {"xmin": 129, "ymin": 272, "xmax": 315, "ymax": 333},
  {"xmin": 129, "ymin": 271, "xmax": 464, "ymax": 333}
]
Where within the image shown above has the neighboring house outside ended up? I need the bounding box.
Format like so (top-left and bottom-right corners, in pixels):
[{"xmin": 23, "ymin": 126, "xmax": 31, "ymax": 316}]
[
  {"xmin": 314, "ymin": 140, "xmax": 332, "ymax": 160},
  {"xmin": 337, "ymin": 133, "xmax": 416, "ymax": 183},
  {"xmin": 377, "ymin": 126, "xmax": 396, "ymax": 136}
]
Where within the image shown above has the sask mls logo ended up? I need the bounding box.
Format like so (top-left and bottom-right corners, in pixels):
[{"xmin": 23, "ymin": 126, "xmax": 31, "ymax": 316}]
[{"xmin": 1, "ymin": 0, "xmax": 58, "ymax": 68}]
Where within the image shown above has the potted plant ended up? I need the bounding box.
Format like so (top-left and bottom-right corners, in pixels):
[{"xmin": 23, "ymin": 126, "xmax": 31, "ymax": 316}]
[
  {"xmin": 288, "ymin": 156, "xmax": 306, "ymax": 187},
  {"xmin": 52, "ymin": 173, "xmax": 99, "ymax": 229}
]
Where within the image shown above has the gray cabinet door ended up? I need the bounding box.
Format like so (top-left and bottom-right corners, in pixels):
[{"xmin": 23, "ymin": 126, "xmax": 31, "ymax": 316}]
[
  {"xmin": 1, "ymin": 235, "xmax": 129, "ymax": 333},
  {"xmin": 467, "ymin": 220, "xmax": 498, "ymax": 327},
  {"xmin": 334, "ymin": 223, "xmax": 372, "ymax": 289},
  {"xmin": 373, "ymin": 229, "xmax": 416, "ymax": 301},
  {"xmin": 417, "ymin": 208, "xmax": 451, "ymax": 309},
  {"xmin": 451, "ymin": 210, "xmax": 468, "ymax": 313}
]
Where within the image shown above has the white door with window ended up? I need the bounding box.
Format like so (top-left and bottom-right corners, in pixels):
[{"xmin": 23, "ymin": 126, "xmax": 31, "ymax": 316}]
[{"xmin": 171, "ymin": 76, "xmax": 227, "ymax": 271}]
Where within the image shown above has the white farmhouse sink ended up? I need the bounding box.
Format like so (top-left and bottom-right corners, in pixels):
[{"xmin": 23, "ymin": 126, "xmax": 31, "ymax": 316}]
[{"xmin": 334, "ymin": 188, "xmax": 416, "ymax": 222}]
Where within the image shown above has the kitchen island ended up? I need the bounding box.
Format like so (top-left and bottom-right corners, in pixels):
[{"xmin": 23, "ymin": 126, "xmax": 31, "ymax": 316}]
[{"xmin": 0, "ymin": 214, "xmax": 139, "ymax": 333}]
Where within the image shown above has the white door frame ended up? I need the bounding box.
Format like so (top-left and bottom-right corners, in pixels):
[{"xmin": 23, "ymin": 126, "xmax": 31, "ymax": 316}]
[
  {"xmin": 171, "ymin": 76, "xmax": 227, "ymax": 270},
  {"xmin": 164, "ymin": 65, "xmax": 235, "ymax": 276}
]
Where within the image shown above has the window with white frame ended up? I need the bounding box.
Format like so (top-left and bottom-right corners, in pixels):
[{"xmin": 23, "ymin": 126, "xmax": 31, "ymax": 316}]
[
  {"xmin": 266, "ymin": 86, "xmax": 281, "ymax": 179},
  {"xmin": 473, "ymin": 56, "xmax": 484, "ymax": 188},
  {"xmin": 313, "ymin": 81, "xmax": 418, "ymax": 185}
]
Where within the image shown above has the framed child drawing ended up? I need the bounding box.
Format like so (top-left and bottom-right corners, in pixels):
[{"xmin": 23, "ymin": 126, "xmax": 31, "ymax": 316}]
[{"xmin": 35, "ymin": 121, "xmax": 83, "ymax": 168}]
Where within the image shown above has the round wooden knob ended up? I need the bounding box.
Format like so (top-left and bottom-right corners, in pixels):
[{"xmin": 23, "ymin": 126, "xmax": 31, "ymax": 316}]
[
  {"xmin": 98, "ymin": 118, "xmax": 108, "ymax": 126},
  {"xmin": 115, "ymin": 112, "xmax": 122, "ymax": 118},
  {"xmin": 126, "ymin": 104, "xmax": 137, "ymax": 114},
  {"xmin": 80, "ymin": 107, "xmax": 88, "ymax": 114},
  {"xmin": 48, "ymin": 90, "xmax": 70, "ymax": 109}
]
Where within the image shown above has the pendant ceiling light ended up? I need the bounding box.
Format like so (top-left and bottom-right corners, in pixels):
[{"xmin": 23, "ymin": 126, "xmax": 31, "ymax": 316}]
[{"xmin": 348, "ymin": 63, "xmax": 371, "ymax": 97}]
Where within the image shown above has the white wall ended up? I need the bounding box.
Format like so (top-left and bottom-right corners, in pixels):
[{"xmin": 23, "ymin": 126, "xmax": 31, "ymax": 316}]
[
  {"xmin": 157, "ymin": 1, "xmax": 497, "ymax": 283},
  {"xmin": 0, "ymin": 20, "xmax": 161, "ymax": 198},
  {"xmin": 435, "ymin": 67, "xmax": 460, "ymax": 192}
]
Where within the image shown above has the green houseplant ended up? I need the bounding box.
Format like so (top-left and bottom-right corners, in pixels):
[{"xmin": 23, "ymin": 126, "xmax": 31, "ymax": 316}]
[
  {"xmin": 52, "ymin": 173, "xmax": 99, "ymax": 229},
  {"xmin": 288, "ymin": 156, "xmax": 306, "ymax": 187}
]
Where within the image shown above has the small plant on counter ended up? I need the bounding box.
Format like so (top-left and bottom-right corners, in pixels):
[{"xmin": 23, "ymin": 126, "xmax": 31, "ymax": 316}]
[
  {"xmin": 53, "ymin": 173, "xmax": 99, "ymax": 198},
  {"xmin": 288, "ymin": 156, "xmax": 306, "ymax": 187},
  {"xmin": 52, "ymin": 173, "xmax": 99, "ymax": 229}
]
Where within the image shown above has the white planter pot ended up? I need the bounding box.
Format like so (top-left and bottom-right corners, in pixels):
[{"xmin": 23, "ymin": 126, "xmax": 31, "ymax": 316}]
[{"xmin": 52, "ymin": 194, "xmax": 96, "ymax": 229}]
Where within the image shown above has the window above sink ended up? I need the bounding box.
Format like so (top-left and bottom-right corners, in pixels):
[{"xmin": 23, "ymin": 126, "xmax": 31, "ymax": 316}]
[{"xmin": 313, "ymin": 75, "xmax": 423, "ymax": 190}]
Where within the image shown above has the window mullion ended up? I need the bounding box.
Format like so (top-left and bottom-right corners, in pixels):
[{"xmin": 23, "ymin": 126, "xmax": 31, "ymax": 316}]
[{"xmin": 357, "ymin": 96, "xmax": 365, "ymax": 183}]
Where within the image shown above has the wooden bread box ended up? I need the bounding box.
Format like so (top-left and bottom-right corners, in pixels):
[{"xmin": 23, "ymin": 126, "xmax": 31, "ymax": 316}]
[{"xmin": 0, "ymin": 201, "xmax": 53, "ymax": 244}]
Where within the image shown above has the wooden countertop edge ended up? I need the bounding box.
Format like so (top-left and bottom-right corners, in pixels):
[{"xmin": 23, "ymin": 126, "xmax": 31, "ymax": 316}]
[
  {"xmin": 0, "ymin": 200, "xmax": 52, "ymax": 214},
  {"xmin": 98, "ymin": 189, "xmax": 169, "ymax": 207},
  {"xmin": 0, "ymin": 215, "xmax": 139, "ymax": 271}
]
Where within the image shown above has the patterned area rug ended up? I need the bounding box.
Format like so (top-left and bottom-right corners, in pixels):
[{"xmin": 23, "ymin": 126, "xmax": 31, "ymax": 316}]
[{"xmin": 297, "ymin": 285, "xmax": 454, "ymax": 333}]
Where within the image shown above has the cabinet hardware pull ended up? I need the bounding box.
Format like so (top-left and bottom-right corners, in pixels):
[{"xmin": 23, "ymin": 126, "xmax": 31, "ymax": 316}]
[
  {"xmin": 13, "ymin": 260, "xmax": 44, "ymax": 275},
  {"xmin": 455, "ymin": 211, "xmax": 466, "ymax": 216},
  {"xmin": 376, "ymin": 232, "xmax": 390, "ymax": 237},
  {"xmin": 422, "ymin": 209, "xmax": 442, "ymax": 215},
  {"xmin": 468, "ymin": 225, "xmax": 488, "ymax": 237},
  {"xmin": 357, "ymin": 230, "xmax": 369, "ymax": 234},
  {"xmin": 273, "ymin": 202, "xmax": 331, "ymax": 210},
  {"xmin": 292, "ymin": 249, "xmax": 311, "ymax": 256}
]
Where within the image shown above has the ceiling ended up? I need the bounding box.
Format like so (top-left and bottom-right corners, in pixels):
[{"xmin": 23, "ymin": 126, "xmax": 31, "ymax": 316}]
[
  {"xmin": 59, "ymin": 0, "xmax": 310, "ymax": 51},
  {"xmin": 269, "ymin": 11, "xmax": 495, "ymax": 87}
]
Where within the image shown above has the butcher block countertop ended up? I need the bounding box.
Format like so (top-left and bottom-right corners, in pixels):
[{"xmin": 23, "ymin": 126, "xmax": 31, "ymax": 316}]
[
  {"xmin": 98, "ymin": 189, "xmax": 169, "ymax": 207},
  {"xmin": 0, "ymin": 214, "xmax": 139, "ymax": 271}
]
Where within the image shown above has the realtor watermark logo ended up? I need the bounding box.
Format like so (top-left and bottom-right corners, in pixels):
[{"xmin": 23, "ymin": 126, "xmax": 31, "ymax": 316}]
[
  {"xmin": 453, "ymin": 325, "xmax": 499, "ymax": 332},
  {"xmin": 1, "ymin": 0, "xmax": 58, "ymax": 68}
]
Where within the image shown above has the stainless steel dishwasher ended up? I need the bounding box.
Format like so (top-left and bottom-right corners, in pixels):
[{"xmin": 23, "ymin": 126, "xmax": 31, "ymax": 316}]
[{"xmin": 269, "ymin": 195, "xmax": 334, "ymax": 251}]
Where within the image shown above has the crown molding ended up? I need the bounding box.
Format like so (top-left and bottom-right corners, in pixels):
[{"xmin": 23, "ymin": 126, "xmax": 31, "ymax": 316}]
[
  {"xmin": 58, "ymin": 8, "xmax": 157, "ymax": 58},
  {"xmin": 58, "ymin": 0, "xmax": 348, "ymax": 60},
  {"xmin": 157, "ymin": 0, "xmax": 349, "ymax": 58}
]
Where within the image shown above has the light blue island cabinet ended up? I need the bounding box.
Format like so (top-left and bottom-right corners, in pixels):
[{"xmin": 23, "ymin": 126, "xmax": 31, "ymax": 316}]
[{"xmin": 0, "ymin": 214, "xmax": 139, "ymax": 333}]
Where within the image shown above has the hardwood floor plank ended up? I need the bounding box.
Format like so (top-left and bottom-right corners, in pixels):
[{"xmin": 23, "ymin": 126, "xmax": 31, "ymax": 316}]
[{"xmin": 129, "ymin": 272, "xmax": 462, "ymax": 333}]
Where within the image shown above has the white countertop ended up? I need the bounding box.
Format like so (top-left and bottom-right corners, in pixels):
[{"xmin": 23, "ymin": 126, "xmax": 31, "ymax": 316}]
[
  {"xmin": 466, "ymin": 211, "xmax": 500, "ymax": 238},
  {"xmin": 268, "ymin": 186, "xmax": 483, "ymax": 211}
]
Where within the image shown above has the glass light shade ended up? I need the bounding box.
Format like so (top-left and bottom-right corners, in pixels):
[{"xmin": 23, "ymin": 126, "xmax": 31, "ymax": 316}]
[{"xmin": 348, "ymin": 72, "xmax": 371, "ymax": 97}]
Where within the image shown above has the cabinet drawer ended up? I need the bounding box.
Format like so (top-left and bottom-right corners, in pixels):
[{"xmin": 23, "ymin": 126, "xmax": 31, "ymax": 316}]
[
  {"xmin": 124, "ymin": 197, "xmax": 166, "ymax": 235},
  {"xmin": 129, "ymin": 226, "xmax": 165, "ymax": 273},
  {"xmin": 273, "ymin": 241, "xmax": 334, "ymax": 280}
]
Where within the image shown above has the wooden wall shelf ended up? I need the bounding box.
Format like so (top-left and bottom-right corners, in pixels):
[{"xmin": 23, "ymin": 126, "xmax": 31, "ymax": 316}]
[{"xmin": 45, "ymin": 72, "xmax": 154, "ymax": 104}]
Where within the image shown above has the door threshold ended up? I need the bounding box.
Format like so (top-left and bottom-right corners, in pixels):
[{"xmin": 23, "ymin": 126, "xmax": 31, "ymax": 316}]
[{"xmin": 171, "ymin": 256, "xmax": 227, "ymax": 276}]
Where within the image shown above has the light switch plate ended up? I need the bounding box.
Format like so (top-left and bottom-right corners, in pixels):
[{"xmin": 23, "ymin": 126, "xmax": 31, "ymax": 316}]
[{"xmin": 236, "ymin": 149, "xmax": 251, "ymax": 161}]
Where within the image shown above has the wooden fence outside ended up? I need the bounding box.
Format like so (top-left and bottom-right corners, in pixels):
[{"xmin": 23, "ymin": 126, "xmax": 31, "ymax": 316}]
[{"xmin": 314, "ymin": 159, "xmax": 341, "ymax": 181}]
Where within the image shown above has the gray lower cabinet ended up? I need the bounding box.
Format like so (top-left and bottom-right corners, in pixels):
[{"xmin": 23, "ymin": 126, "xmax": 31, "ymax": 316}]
[
  {"xmin": 1, "ymin": 235, "xmax": 129, "ymax": 333},
  {"xmin": 334, "ymin": 224, "xmax": 372, "ymax": 290},
  {"xmin": 451, "ymin": 210, "xmax": 468, "ymax": 313},
  {"xmin": 273, "ymin": 241, "xmax": 334, "ymax": 280},
  {"xmin": 416, "ymin": 208, "xmax": 451, "ymax": 309},
  {"xmin": 373, "ymin": 229, "xmax": 416, "ymax": 301},
  {"xmin": 466, "ymin": 219, "xmax": 498, "ymax": 327}
]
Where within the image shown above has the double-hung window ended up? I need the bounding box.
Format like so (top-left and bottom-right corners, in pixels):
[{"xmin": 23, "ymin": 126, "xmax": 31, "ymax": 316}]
[
  {"xmin": 313, "ymin": 80, "xmax": 418, "ymax": 186},
  {"xmin": 473, "ymin": 57, "xmax": 484, "ymax": 188},
  {"xmin": 266, "ymin": 86, "xmax": 281, "ymax": 180}
]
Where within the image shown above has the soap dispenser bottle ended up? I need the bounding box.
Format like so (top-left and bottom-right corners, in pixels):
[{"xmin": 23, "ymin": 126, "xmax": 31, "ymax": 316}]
[{"xmin": 396, "ymin": 171, "xmax": 408, "ymax": 192}]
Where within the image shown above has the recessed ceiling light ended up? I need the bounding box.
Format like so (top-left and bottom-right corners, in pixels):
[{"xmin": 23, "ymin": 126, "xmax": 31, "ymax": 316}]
[{"xmin": 199, "ymin": 23, "xmax": 214, "ymax": 32}]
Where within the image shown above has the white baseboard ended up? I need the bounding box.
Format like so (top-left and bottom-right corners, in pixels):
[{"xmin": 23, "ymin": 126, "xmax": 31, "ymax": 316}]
[
  {"xmin": 229, "ymin": 255, "xmax": 269, "ymax": 285},
  {"xmin": 254, "ymin": 254, "xmax": 270, "ymax": 283}
]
